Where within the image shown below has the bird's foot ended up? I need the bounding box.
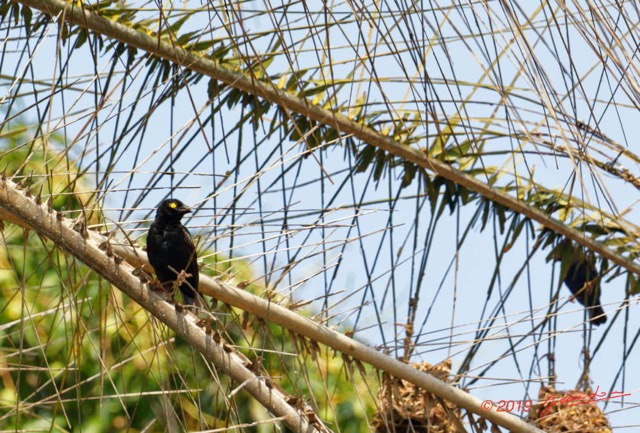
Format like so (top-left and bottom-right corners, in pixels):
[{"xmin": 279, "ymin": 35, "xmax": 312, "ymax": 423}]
[
  {"xmin": 174, "ymin": 270, "xmax": 193, "ymax": 288},
  {"xmin": 150, "ymin": 280, "xmax": 168, "ymax": 293}
]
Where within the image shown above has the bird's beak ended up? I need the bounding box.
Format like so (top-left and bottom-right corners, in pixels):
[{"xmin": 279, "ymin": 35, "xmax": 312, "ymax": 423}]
[{"xmin": 180, "ymin": 205, "xmax": 192, "ymax": 214}]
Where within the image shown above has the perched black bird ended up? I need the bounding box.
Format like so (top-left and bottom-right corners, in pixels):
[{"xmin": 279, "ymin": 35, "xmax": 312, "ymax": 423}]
[
  {"xmin": 563, "ymin": 260, "xmax": 606, "ymax": 326},
  {"xmin": 147, "ymin": 199, "xmax": 199, "ymax": 306}
]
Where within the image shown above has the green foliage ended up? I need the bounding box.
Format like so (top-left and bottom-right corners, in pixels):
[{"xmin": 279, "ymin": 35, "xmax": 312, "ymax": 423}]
[
  {"xmin": 0, "ymin": 122, "xmax": 374, "ymax": 432},
  {"xmin": 0, "ymin": 135, "xmax": 95, "ymax": 219}
]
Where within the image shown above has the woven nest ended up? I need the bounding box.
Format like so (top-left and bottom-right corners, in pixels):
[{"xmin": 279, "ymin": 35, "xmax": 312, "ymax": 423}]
[
  {"xmin": 529, "ymin": 386, "xmax": 611, "ymax": 433},
  {"xmin": 372, "ymin": 360, "xmax": 461, "ymax": 433}
]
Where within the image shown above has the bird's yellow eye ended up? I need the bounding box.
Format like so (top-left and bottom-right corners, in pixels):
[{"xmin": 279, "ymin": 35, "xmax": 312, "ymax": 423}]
[{"xmin": 169, "ymin": 202, "xmax": 178, "ymax": 209}]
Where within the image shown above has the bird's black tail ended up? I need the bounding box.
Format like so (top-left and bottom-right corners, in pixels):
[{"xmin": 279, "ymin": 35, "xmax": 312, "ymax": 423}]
[{"xmin": 589, "ymin": 306, "xmax": 607, "ymax": 326}]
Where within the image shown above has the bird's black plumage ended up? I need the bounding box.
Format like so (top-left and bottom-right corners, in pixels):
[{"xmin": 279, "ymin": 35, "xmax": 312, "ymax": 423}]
[
  {"xmin": 563, "ymin": 260, "xmax": 606, "ymax": 326},
  {"xmin": 147, "ymin": 199, "xmax": 199, "ymax": 306}
]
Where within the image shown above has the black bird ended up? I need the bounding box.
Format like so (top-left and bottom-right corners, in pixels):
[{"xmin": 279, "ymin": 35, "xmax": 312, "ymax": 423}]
[
  {"xmin": 563, "ymin": 260, "xmax": 606, "ymax": 326},
  {"xmin": 147, "ymin": 199, "xmax": 199, "ymax": 306}
]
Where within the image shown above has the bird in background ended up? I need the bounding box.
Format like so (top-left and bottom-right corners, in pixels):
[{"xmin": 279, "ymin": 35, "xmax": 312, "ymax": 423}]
[
  {"xmin": 562, "ymin": 258, "xmax": 607, "ymax": 326},
  {"xmin": 147, "ymin": 199, "xmax": 200, "ymax": 307}
]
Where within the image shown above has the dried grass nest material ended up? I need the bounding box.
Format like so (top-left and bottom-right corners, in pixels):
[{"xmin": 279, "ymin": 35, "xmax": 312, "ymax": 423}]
[
  {"xmin": 372, "ymin": 359, "xmax": 461, "ymax": 433},
  {"xmin": 529, "ymin": 386, "xmax": 612, "ymax": 433}
]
